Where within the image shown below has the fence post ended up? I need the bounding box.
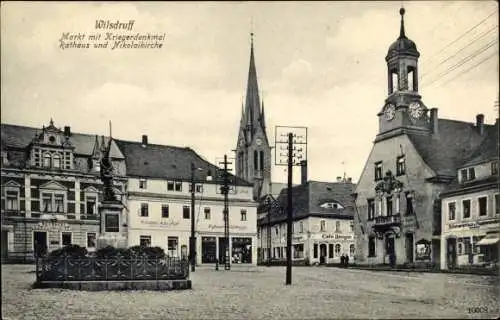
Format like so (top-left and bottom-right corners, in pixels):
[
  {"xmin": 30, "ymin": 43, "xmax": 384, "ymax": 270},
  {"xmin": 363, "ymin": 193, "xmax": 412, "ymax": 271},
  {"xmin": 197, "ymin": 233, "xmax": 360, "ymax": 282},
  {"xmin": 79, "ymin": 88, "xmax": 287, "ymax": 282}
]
[
  {"xmin": 105, "ymin": 259, "xmax": 108, "ymax": 281},
  {"xmin": 35, "ymin": 255, "xmax": 39, "ymax": 283},
  {"xmin": 156, "ymin": 258, "xmax": 158, "ymax": 281},
  {"xmin": 64, "ymin": 257, "xmax": 68, "ymax": 281}
]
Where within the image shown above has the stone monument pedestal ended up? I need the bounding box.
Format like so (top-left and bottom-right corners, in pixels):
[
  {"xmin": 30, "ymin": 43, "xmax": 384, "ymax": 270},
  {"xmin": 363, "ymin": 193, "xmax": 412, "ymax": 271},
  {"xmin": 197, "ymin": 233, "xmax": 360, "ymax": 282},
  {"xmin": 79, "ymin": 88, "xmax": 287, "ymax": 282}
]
[{"xmin": 97, "ymin": 201, "xmax": 127, "ymax": 249}]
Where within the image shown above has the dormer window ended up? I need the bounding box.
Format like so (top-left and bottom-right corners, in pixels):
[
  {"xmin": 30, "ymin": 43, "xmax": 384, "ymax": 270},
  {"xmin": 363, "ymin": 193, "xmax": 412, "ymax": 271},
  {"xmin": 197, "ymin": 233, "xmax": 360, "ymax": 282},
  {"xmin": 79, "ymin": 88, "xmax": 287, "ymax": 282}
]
[
  {"xmin": 49, "ymin": 136, "xmax": 56, "ymax": 143},
  {"xmin": 53, "ymin": 153, "xmax": 61, "ymax": 169},
  {"xmin": 492, "ymin": 161, "xmax": 498, "ymax": 176},
  {"xmin": 461, "ymin": 167, "xmax": 476, "ymax": 182},
  {"xmin": 319, "ymin": 202, "xmax": 345, "ymax": 210}
]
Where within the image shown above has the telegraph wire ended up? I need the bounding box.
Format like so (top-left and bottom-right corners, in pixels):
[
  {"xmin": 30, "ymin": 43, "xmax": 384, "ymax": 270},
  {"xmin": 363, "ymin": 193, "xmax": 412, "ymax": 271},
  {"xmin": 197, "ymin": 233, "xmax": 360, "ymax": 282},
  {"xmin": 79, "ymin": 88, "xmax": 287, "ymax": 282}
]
[
  {"xmin": 423, "ymin": 38, "xmax": 498, "ymax": 87},
  {"xmin": 419, "ymin": 24, "xmax": 498, "ymax": 80},
  {"xmin": 435, "ymin": 50, "xmax": 498, "ymax": 88}
]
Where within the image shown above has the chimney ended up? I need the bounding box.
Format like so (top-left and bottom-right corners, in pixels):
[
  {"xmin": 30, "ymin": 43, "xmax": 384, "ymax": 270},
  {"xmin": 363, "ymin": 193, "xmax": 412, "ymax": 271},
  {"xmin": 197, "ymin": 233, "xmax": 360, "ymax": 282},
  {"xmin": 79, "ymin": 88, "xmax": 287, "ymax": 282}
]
[
  {"xmin": 336, "ymin": 176, "xmax": 342, "ymax": 182},
  {"xmin": 141, "ymin": 135, "xmax": 148, "ymax": 146},
  {"xmin": 347, "ymin": 177, "xmax": 352, "ymax": 183},
  {"xmin": 64, "ymin": 126, "xmax": 71, "ymax": 137},
  {"xmin": 430, "ymin": 108, "xmax": 438, "ymax": 135},
  {"xmin": 476, "ymin": 114, "xmax": 484, "ymax": 135},
  {"xmin": 300, "ymin": 160, "xmax": 307, "ymax": 185}
]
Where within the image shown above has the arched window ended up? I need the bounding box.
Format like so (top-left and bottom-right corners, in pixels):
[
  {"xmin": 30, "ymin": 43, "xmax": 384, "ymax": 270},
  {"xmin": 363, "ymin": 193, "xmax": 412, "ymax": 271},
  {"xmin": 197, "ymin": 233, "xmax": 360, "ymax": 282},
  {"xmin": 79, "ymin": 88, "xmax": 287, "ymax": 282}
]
[
  {"xmin": 43, "ymin": 153, "xmax": 51, "ymax": 168},
  {"xmin": 53, "ymin": 153, "xmax": 61, "ymax": 168},
  {"xmin": 334, "ymin": 244, "xmax": 341, "ymax": 257},
  {"xmin": 349, "ymin": 244, "xmax": 355, "ymax": 256},
  {"xmin": 259, "ymin": 151, "xmax": 264, "ymax": 170},
  {"xmin": 253, "ymin": 150, "xmax": 258, "ymax": 170}
]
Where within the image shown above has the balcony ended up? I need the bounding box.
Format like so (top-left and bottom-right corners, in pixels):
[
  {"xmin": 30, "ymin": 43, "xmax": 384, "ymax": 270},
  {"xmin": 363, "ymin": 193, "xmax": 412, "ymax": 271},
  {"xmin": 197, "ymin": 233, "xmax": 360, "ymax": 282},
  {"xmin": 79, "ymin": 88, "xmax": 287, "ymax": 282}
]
[{"xmin": 372, "ymin": 214, "xmax": 401, "ymax": 238}]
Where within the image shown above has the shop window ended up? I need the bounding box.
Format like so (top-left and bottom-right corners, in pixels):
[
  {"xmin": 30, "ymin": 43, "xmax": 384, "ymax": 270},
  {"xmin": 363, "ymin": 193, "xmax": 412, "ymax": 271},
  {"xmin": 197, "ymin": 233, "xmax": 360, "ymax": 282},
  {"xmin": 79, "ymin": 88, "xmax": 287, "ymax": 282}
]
[
  {"xmin": 313, "ymin": 244, "xmax": 318, "ymax": 258},
  {"xmin": 204, "ymin": 207, "xmax": 211, "ymax": 220},
  {"xmin": 334, "ymin": 244, "xmax": 341, "ymax": 257},
  {"xmin": 293, "ymin": 244, "xmax": 304, "ymax": 259},
  {"xmin": 5, "ymin": 190, "xmax": 19, "ymax": 211},
  {"xmin": 240, "ymin": 209, "xmax": 247, "ymax": 221},
  {"xmin": 462, "ymin": 199, "xmax": 471, "ymax": 218},
  {"xmin": 368, "ymin": 236, "xmax": 376, "ymax": 257},
  {"xmin": 167, "ymin": 181, "xmax": 174, "ymax": 191},
  {"xmin": 478, "ymin": 197, "xmax": 487, "ymax": 216},
  {"xmin": 335, "ymin": 221, "xmax": 341, "ymax": 233},
  {"xmin": 396, "ymin": 156, "xmax": 406, "ymax": 176},
  {"xmin": 405, "ymin": 193, "xmax": 414, "ymax": 215},
  {"xmin": 140, "ymin": 235, "xmax": 151, "ymax": 247},
  {"xmin": 87, "ymin": 233, "xmax": 96, "ymax": 249},
  {"xmin": 175, "ymin": 181, "xmax": 182, "ymax": 192},
  {"xmin": 448, "ymin": 202, "xmax": 456, "ymax": 220},
  {"xmin": 140, "ymin": 203, "xmax": 149, "ymax": 217},
  {"xmin": 463, "ymin": 238, "xmax": 471, "ymax": 255},
  {"xmin": 62, "ymin": 232, "xmax": 72, "ymax": 246},
  {"xmin": 367, "ymin": 199, "xmax": 375, "ymax": 219},
  {"xmin": 161, "ymin": 205, "xmax": 169, "ymax": 218},
  {"xmin": 457, "ymin": 242, "xmax": 463, "ymax": 255},
  {"xmin": 231, "ymin": 237, "xmax": 252, "ymax": 263},
  {"xmin": 167, "ymin": 237, "xmax": 178, "ymax": 257},
  {"xmin": 349, "ymin": 244, "xmax": 355, "ymax": 256},
  {"xmin": 320, "ymin": 220, "xmax": 326, "ymax": 232},
  {"xmin": 139, "ymin": 179, "xmax": 147, "ymax": 189},
  {"xmin": 328, "ymin": 244, "xmax": 334, "ymax": 258},
  {"xmin": 183, "ymin": 206, "xmax": 190, "ymax": 219},
  {"xmin": 374, "ymin": 162, "xmax": 383, "ymax": 181}
]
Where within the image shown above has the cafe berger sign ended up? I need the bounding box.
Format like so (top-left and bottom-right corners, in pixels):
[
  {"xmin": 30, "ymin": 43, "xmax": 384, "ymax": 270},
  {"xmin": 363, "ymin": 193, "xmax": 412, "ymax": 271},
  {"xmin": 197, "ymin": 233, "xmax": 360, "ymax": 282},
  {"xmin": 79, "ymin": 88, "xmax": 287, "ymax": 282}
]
[{"xmin": 275, "ymin": 233, "xmax": 354, "ymax": 244}]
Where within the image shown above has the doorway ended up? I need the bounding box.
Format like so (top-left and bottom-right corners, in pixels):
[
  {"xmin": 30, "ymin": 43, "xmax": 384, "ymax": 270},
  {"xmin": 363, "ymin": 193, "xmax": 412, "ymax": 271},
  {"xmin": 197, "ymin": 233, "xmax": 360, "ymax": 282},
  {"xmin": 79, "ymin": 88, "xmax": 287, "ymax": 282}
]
[
  {"xmin": 385, "ymin": 235, "xmax": 395, "ymax": 265},
  {"xmin": 319, "ymin": 244, "xmax": 327, "ymax": 264},
  {"xmin": 446, "ymin": 238, "xmax": 457, "ymax": 268},
  {"xmin": 33, "ymin": 231, "xmax": 48, "ymax": 258},
  {"xmin": 1, "ymin": 230, "xmax": 8, "ymax": 261},
  {"xmin": 405, "ymin": 233, "xmax": 414, "ymax": 263}
]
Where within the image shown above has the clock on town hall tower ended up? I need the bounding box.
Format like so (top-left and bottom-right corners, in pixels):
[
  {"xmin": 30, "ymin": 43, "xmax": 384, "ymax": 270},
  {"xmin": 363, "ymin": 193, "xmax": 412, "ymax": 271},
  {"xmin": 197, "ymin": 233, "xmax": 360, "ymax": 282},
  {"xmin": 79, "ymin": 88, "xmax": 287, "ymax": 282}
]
[{"xmin": 377, "ymin": 8, "xmax": 431, "ymax": 138}]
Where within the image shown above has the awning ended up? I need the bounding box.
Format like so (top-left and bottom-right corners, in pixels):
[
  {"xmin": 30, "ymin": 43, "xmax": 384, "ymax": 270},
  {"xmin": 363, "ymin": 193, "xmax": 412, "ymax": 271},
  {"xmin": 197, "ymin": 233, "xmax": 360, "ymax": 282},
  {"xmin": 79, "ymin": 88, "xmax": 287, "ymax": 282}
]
[{"xmin": 476, "ymin": 234, "xmax": 500, "ymax": 246}]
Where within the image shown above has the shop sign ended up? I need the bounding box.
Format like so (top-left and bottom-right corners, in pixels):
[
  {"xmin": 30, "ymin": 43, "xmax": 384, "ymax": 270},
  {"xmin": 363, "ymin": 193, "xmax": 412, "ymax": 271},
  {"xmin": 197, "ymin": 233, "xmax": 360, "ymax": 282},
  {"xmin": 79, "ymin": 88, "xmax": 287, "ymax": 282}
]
[
  {"xmin": 292, "ymin": 236, "xmax": 305, "ymax": 243},
  {"xmin": 140, "ymin": 220, "xmax": 180, "ymax": 227},
  {"xmin": 32, "ymin": 221, "xmax": 71, "ymax": 232},
  {"xmin": 448, "ymin": 222, "xmax": 479, "ymax": 230},
  {"xmin": 321, "ymin": 234, "xmax": 354, "ymax": 241},
  {"xmin": 208, "ymin": 224, "xmax": 247, "ymax": 231}
]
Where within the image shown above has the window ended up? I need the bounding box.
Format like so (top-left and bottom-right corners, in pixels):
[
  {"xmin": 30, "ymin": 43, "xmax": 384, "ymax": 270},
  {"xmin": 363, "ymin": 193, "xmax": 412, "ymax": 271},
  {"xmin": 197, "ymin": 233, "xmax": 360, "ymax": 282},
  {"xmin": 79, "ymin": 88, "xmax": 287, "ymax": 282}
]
[
  {"xmin": 240, "ymin": 209, "xmax": 247, "ymax": 221},
  {"xmin": 334, "ymin": 244, "xmax": 341, "ymax": 257},
  {"xmin": 405, "ymin": 193, "xmax": 414, "ymax": 215},
  {"xmin": 275, "ymin": 227, "xmax": 279, "ymax": 236},
  {"xmin": 42, "ymin": 193, "xmax": 53, "ymax": 212},
  {"xmin": 374, "ymin": 162, "xmax": 383, "ymax": 180},
  {"xmin": 396, "ymin": 156, "xmax": 406, "ymax": 176},
  {"xmin": 478, "ymin": 197, "xmax": 487, "ymax": 216},
  {"xmin": 140, "ymin": 203, "xmax": 149, "ymax": 217},
  {"xmin": 167, "ymin": 237, "xmax": 178, "ymax": 257},
  {"xmin": 43, "ymin": 153, "xmax": 51, "ymax": 167},
  {"xmin": 204, "ymin": 207, "xmax": 211, "ymax": 220},
  {"xmin": 350, "ymin": 221, "xmax": 354, "ymax": 233},
  {"xmin": 195, "ymin": 184, "xmax": 203, "ymax": 193},
  {"xmin": 367, "ymin": 199, "xmax": 375, "ymax": 220},
  {"xmin": 6, "ymin": 190, "xmax": 19, "ymax": 210},
  {"xmin": 260, "ymin": 150, "xmax": 264, "ymax": 170},
  {"xmin": 320, "ymin": 220, "xmax": 326, "ymax": 232},
  {"xmin": 460, "ymin": 169, "xmax": 468, "ymax": 182},
  {"xmin": 161, "ymin": 205, "xmax": 169, "ymax": 218},
  {"xmin": 140, "ymin": 235, "xmax": 151, "ymax": 247},
  {"xmin": 492, "ymin": 161, "xmax": 499, "ymax": 175},
  {"xmin": 86, "ymin": 196, "xmax": 97, "ymax": 215},
  {"xmin": 368, "ymin": 236, "xmax": 376, "ymax": 257},
  {"xmin": 457, "ymin": 242, "xmax": 463, "ymax": 255},
  {"xmin": 175, "ymin": 181, "xmax": 182, "ymax": 192},
  {"xmin": 328, "ymin": 244, "xmax": 334, "ymax": 258},
  {"xmin": 53, "ymin": 153, "xmax": 61, "ymax": 168},
  {"xmin": 386, "ymin": 196, "xmax": 393, "ymax": 216},
  {"xmin": 299, "ymin": 221, "xmax": 303, "ymax": 233},
  {"xmin": 495, "ymin": 194, "xmax": 500, "ymax": 214},
  {"xmin": 463, "ymin": 238, "xmax": 471, "ymax": 255},
  {"xmin": 335, "ymin": 221, "xmax": 341, "ymax": 232},
  {"xmin": 183, "ymin": 206, "xmax": 190, "ymax": 219},
  {"xmin": 62, "ymin": 232, "xmax": 72, "ymax": 246},
  {"xmin": 167, "ymin": 181, "xmax": 174, "ymax": 191},
  {"xmin": 469, "ymin": 168, "xmax": 476, "ymax": 180},
  {"xmin": 139, "ymin": 179, "xmax": 147, "ymax": 189},
  {"xmin": 87, "ymin": 233, "xmax": 96, "ymax": 249},
  {"xmin": 463, "ymin": 199, "xmax": 471, "ymax": 218},
  {"xmin": 54, "ymin": 194, "xmax": 64, "ymax": 213},
  {"xmin": 349, "ymin": 244, "xmax": 355, "ymax": 256},
  {"xmin": 448, "ymin": 202, "xmax": 456, "ymax": 220},
  {"xmin": 254, "ymin": 150, "xmax": 258, "ymax": 170},
  {"xmin": 313, "ymin": 243, "xmax": 318, "ymax": 258}
]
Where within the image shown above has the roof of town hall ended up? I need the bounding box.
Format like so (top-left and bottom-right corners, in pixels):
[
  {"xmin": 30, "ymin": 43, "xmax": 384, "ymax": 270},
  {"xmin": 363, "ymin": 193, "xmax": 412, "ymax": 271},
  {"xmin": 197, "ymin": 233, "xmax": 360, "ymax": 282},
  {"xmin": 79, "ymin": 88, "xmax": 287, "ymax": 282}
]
[
  {"xmin": 114, "ymin": 139, "xmax": 252, "ymax": 186},
  {"xmin": 258, "ymin": 180, "xmax": 356, "ymax": 226},
  {"xmin": 406, "ymin": 118, "xmax": 497, "ymax": 177},
  {"xmin": 0, "ymin": 123, "xmax": 124, "ymax": 159}
]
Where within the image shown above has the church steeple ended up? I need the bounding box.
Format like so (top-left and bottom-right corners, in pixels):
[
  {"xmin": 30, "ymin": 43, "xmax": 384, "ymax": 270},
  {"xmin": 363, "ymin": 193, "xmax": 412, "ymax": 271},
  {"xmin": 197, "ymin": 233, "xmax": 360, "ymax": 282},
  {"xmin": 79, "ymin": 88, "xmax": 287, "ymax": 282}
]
[
  {"xmin": 399, "ymin": 7, "xmax": 406, "ymax": 39},
  {"xmin": 245, "ymin": 32, "xmax": 262, "ymax": 132}
]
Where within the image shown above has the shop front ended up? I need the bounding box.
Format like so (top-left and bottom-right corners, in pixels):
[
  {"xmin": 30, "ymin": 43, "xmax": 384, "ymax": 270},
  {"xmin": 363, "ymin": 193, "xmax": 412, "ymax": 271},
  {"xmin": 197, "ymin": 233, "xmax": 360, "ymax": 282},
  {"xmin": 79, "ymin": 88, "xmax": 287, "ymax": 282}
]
[
  {"xmin": 231, "ymin": 237, "xmax": 252, "ymax": 264},
  {"xmin": 310, "ymin": 233, "xmax": 355, "ymax": 264}
]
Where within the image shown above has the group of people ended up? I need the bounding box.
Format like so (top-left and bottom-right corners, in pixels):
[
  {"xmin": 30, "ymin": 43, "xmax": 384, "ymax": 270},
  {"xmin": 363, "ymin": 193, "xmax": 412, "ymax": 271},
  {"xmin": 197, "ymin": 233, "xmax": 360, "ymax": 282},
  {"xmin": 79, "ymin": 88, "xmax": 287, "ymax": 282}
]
[{"xmin": 340, "ymin": 253, "xmax": 350, "ymax": 267}]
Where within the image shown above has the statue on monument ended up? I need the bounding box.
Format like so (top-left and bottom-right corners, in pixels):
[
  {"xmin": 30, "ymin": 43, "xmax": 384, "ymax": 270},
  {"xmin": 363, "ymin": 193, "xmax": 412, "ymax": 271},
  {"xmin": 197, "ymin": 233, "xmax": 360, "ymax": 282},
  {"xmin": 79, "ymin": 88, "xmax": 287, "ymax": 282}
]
[{"xmin": 100, "ymin": 132, "xmax": 116, "ymax": 202}]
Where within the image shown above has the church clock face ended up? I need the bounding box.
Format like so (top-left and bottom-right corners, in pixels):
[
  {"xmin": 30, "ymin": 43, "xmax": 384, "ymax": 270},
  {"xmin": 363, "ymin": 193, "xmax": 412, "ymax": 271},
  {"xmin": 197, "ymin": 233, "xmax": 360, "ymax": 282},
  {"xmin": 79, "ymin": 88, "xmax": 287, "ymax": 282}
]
[
  {"xmin": 409, "ymin": 101, "xmax": 424, "ymax": 119},
  {"xmin": 255, "ymin": 138, "xmax": 262, "ymax": 146},
  {"xmin": 384, "ymin": 103, "xmax": 396, "ymax": 121}
]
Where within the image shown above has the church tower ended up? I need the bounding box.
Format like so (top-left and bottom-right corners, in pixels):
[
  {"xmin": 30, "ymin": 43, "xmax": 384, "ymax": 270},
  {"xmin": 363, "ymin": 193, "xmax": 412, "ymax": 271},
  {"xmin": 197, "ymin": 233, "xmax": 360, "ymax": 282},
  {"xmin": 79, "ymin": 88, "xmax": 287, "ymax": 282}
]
[
  {"xmin": 377, "ymin": 8, "xmax": 431, "ymax": 141},
  {"xmin": 235, "ymin": 33, "xmax": 271, "ymax": 200}
]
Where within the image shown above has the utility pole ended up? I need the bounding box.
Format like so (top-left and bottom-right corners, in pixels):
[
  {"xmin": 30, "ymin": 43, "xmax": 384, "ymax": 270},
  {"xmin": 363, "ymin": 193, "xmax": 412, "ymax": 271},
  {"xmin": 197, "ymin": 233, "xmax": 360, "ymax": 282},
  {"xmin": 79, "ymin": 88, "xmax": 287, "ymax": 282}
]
[
  {"xmin": 190, "ymin": 162, "xmax": 196, "ymax": 272},
  {"xmin": 275, "ymin": 126, "xmax": 308, "ymax": 286},
  {"xmin": 219, "ymin": 155, "xmax": 233, "ymax": 270}
]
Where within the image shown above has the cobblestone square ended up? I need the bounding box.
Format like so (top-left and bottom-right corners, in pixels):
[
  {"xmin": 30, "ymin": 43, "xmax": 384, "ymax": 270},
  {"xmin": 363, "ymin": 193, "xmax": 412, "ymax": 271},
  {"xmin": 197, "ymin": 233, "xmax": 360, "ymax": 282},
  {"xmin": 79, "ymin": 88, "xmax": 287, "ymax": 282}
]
[{"xmin": 2, "ymin": 264, "xmax": 499, "ymax": 319}]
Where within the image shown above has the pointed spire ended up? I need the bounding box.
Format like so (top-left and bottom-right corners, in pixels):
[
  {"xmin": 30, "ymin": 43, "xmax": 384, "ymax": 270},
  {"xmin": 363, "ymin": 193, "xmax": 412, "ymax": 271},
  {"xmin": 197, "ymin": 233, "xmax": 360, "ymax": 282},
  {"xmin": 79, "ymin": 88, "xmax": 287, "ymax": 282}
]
[
  {"xmin": 49, "ymin": 118, "xmax": 54, "ymax": 126},
  {"xmin": 245, "ymin": 31, "xmax": 261, "ymax": 130},
  {"xmin": 261, "ymin": 99, "xmax": 266, "ymax": 129},
  {"xmin": 399, "ymin": 7, "xmax": 406, "ymax": 39}
]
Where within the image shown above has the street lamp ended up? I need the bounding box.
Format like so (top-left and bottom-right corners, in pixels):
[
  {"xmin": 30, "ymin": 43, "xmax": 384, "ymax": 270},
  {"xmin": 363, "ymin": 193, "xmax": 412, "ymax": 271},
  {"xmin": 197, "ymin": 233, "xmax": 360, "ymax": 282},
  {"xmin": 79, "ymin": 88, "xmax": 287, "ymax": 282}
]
[{"xmin": 190, "ymin": 162, "xmax": 204, "ymax": 272}]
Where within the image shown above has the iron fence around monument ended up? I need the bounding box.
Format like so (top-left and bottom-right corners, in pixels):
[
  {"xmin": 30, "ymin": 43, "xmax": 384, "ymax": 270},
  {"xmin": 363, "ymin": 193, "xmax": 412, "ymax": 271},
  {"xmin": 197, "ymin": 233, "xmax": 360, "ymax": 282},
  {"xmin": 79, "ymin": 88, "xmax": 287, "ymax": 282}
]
[{"xmin": 36, "ymin": 255, "xmax": 190, "ymax": 282}]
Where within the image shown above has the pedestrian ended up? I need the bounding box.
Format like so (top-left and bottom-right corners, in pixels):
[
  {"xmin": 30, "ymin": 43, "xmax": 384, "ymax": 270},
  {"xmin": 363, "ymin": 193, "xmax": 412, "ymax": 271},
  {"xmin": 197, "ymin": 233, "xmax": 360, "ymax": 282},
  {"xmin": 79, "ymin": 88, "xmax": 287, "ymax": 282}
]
[
  {"xmin": 345, "ymin": 254, "xmax": 349, "ymax": 268},
  {"xmin": 340, "ymin": 253, "xmax": 345, "ymax": 267}
]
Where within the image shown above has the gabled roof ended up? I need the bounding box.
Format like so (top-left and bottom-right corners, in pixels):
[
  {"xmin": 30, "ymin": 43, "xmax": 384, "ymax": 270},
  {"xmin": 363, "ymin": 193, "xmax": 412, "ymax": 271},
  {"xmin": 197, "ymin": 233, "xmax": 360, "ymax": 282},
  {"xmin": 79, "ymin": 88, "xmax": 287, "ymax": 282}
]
[
  {"xmin": 407, "ymin": 119, "xmax": 493, "ymax": 177},
  {"xmin": 258, "ymin": 180, "xmax": 356, "ymax": 225},
  {"xmin": 460, "ymin": 120, "xmax": 499, "ymax": 168},
  {"xmin": 1, "ymin": 123, "xmax": 124, "ymax": 159},
  {"xmin": 114, "ymin": 139, "xmax": 252, "ymax": 186}
]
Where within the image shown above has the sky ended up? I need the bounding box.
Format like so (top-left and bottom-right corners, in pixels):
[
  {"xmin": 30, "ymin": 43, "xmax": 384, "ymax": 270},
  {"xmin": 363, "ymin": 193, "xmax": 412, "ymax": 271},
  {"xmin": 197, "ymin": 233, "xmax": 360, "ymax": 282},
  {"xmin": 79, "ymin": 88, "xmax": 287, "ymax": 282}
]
[{"xmin": 1, "ymin": 1, "xmax": 499, "ymax": 184}]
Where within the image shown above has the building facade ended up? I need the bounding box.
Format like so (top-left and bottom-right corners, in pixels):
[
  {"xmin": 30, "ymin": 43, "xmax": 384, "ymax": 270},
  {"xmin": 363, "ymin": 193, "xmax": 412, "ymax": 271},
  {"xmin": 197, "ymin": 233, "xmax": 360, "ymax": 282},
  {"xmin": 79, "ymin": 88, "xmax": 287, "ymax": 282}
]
[
  {"xmin": 1, "ymin": 120, "xmax": 127, "ymax": 262},
  {"xmin": 235, "ymin": 34, "xmax": 272, "ymax": 200},
  {"xmin": 258, "ymin": 180, "xmax": 356, "ymax": 265},
  {"xmin": 116, "ymin": 136, "xmax": 258, "ymax": 265},
  {"xmin": 440, "ymin": 122, "xmax": 499, "ymax": 269},
  {"xmin": 353, "ymin": 8, "xmax": 496, "ymax": 267}
]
